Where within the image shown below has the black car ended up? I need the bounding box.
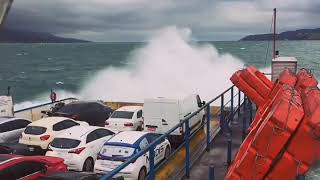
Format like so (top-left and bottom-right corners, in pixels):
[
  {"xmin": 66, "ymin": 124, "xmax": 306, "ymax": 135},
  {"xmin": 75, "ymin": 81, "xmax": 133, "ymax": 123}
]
[
  {"xmin": 48, "ymin": 101, "xmax": 113, "ymax": 127},
  {"xmin": 38, "ymin": 171, "xmax": 123, "ymax": 180},
  {"xmin": 0, "ymin": 142, "xmax": 45, "ymax": 156}
]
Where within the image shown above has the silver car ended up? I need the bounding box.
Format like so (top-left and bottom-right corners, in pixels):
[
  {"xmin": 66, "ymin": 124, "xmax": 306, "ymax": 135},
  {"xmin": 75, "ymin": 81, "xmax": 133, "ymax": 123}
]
[{"xmin": 0, "ymin": 117, "xmax": 31, "ymax": 143}]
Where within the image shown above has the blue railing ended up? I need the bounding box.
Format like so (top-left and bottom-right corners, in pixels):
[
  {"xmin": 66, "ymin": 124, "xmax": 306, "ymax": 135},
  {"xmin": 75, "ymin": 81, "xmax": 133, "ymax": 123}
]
[
  {"xmin": 14, "ymin": 97, "xmax": 78, "ymax": 113},
  {"xmin": 100, "ymin": 85, "xmax": 247, "ymax": 180}
]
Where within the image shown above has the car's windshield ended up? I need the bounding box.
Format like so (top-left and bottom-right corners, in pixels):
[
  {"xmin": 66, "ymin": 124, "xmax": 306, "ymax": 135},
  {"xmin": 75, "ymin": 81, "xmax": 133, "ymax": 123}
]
[
  {"xmin": 24, "ymin": 126, "xmax": 46, "ymax": 135},
  {"xmin": 111, "ymin": 111, "xmax": 134, "ymax": 119},
  {"xmin": 100, "ymin": 145, "xmax": 136, "ymax": 158},
  {"xmin": 51, "ymin": 138, "xmax": 81, "ymax": 149}
]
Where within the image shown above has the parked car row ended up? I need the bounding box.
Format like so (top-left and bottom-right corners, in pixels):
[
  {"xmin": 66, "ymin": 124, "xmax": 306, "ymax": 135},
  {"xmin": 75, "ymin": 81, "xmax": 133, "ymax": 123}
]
[{"xmin": 0, "ymin": 93, "xmax": 205, "ymax": 180}]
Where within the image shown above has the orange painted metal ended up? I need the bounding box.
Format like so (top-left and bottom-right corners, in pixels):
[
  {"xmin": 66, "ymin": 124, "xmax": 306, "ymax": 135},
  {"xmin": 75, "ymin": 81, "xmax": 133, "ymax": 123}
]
[
  {"xmin": 230, "ymin": 70, "xmax": 265, "ymax": 107},
  {"xmin": 266, "ymin": 88, "xmax": 320, "ymax": 180},
  {"xmin": 226, "ymin": 67, "xmax": 320, "ymax": 180},
  {"xmin": 226, "ymin": 85, "xmax": 304, "ymax": 180}
]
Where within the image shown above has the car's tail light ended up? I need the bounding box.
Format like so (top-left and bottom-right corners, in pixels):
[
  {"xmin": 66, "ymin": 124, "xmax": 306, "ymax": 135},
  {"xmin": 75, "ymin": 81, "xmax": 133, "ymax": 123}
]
[
  {"xmin": 124, "ymin": 123, "xmax": 133, "ymax": 127},
  {"xmin": 68, "ymin": 147, "xmax": 85, "ymax": 154},
  {"xmin": 105, "ymin": 121, "xmax": 109, "ymax": 126},
  {"xmin": 40, "ymin": 135, "xmax": 50, "ymax": 141},
  {"xmin": 72, "ymin": 114, "xmax": 79, "ymax": 120}
]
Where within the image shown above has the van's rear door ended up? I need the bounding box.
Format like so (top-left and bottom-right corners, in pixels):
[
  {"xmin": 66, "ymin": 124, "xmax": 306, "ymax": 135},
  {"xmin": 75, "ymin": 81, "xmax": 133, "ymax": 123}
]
[
  {"xmin": 161, "ymin": 102, "xmax": 180, "ymax": 135},
  {"xmin": 143, "ymin": 101, "xmax": 163, "ymax": 133},
  {"xmin": 143, "ymin": 99, "xmax": 180, "ymax": 135}
]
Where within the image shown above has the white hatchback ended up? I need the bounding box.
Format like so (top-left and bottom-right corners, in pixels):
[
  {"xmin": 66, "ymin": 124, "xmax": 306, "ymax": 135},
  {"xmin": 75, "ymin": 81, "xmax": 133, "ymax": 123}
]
[
  {"xmin": 94, "ymin": 131, "xmax": 171, "ymax": 180},
  {"xmin": 105, "ymin": 106, "xmax": 143, "ymax": 131},
  {"xmin": 46, "ymin": 126, "xmax": 116, "ymax": 171},
  {"xmin": 19, "ymin": 117, "xmax": 88, "ymax": 150}
]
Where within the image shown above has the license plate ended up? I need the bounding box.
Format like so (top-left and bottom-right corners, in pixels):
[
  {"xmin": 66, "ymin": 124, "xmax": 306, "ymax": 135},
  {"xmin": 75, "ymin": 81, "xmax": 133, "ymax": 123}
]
[
  {"xmin": 28, "ymin": 147, "xmax": 34, "ymax": 151},
  {"xmin": 58, "ymin": 152, "xmax": 70, "ymax": 158},
  {"xmin": 148, "ymin": 127, "xmax": 156, "ymax": 131}
]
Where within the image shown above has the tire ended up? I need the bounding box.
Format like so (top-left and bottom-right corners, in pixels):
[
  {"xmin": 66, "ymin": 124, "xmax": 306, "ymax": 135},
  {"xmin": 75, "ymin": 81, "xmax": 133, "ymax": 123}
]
[
  {"xmin": 138, "ymin": 167, "xmax": 146, "ymax": 180},
  {"xmin": 164, "ymin": 146, "xmax": 171, "ymax": 159},
  {"xmin": 83, "ymin": 158, "xmax": 94, "ymax": 172},
  {"xmin": 136, "ymin": 126, "xmax": 142, "ymax": 131}
]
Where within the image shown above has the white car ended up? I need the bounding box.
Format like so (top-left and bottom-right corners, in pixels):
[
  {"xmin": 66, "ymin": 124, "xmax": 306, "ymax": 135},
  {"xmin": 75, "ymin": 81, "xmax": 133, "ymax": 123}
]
[
  {"xmin": 94, "ymin": 131, "xmax": 171, "ymax": 180},
  {"xmin": 0, "ymin": 117, "xmax": 31, "ymax": 143},
  {"xmin": 105, "ymin": 106, "xmax": 143, "ymax": 131},
  {"xmin": 19, "ymin": 117, "xmax": 88, "ymax": 150},
  {"xmin": 46, "ymin": 126, "xmax": 116, "ymax": 172}
]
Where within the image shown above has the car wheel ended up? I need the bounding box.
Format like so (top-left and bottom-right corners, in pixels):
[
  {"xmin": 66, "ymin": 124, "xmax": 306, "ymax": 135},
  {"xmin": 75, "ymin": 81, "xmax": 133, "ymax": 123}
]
[
  {"xmin": 136, "ymin": 126, "xmax": 142, "ymax": 131},
  {"xmin": 83, "ymin": 158, "xmax": 94, "ymax": 172},
  {"xmin": 164, "ymin": 146, "xmax": 171, "ymax": 159},
  {"xmin": 138, "ymin": 167, "xmax": 146, "ymax": 180}
]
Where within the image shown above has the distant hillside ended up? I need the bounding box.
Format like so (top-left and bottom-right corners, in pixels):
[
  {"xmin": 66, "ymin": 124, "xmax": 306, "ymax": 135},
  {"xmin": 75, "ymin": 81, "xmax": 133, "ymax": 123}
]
[
  {"xmin": 0, "ymin": 28, "xmax": 90, "ymax": 43},
  {"xmin": 240, "ymin": 28, "xmax": 320, "ymax": 41}
]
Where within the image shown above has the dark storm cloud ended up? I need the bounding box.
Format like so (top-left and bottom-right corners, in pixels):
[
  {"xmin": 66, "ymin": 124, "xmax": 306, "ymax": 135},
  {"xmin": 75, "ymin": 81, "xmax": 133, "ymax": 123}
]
[{"xmin": 4, "ymin": 0, "xmax": 320, "ymax": 41}]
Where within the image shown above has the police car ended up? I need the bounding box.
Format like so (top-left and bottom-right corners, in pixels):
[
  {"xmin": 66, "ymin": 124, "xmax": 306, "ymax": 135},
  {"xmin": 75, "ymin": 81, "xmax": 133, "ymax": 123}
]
[{"xmin": 94, "ymin": 131, "xmax": 171, "ymax": 180}]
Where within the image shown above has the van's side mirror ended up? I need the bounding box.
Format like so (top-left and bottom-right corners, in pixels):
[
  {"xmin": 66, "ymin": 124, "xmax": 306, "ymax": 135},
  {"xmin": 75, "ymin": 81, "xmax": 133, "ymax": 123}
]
[{"xmin": 202, "ymin": 101, "xmax": 206, "ymax": 106}]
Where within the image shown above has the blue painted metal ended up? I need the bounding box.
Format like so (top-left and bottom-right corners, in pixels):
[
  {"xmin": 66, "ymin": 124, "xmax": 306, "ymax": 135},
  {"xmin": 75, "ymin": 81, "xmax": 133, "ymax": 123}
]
[
  {"xmin": 185, "ymin": 119, "xmax": 190, "ymax": 178},
  {"xmin": 99, "ymin": 85, "xmax": 242, "ymax": 180},
  {"xmin": 209, "ymin": 166, "xmax": 215, "ymax": 180},
  {"xmin": 227, "ymin": 137, "xmax": 232, "ymax": 167},
  {"xmin": 242, "ymin": 97, "xmax": 247, "ymax": 141},
  {"xmin": 14, "ymin": 97, "xmax": 78, "ymax": 113},
  {"xmin": 238, "ymin": 89, "xmax": 241, "ymax": 120},
  {"xmin": 249, "ymin": 99, "xmax": 253, "ymax": 124},
  {"xmin": 220, "ymin": 94, "xmax": 225, "ymax": 129},
  {"xmin": 296, "ymin": 175, "xmax": 306, "ymax": 180},
  {"xmin": 230, "ymin": 86, "xmax": 234, "ymax": 122},
  {"xmin": 206, "ymin": 105, "xmax": 211, "ymax": 151},
  {"xmin": 149, "ymin": 145, "xmax": 155, "ymax": 180}
]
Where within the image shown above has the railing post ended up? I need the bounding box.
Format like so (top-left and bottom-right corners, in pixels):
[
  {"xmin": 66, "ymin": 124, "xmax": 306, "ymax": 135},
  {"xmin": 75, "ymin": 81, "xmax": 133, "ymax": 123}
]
[
  {"xmin": 249, "ymin": 99, "xmax": 253, "ymax": 125},
  {"xmin": 209, "ymin": 166, "xmax": 215, "ymax": 180},
  {"xmin": 221, "ymin": 94, "xmax": 225, "ymax": 130},
  {"xmin": 296, "ymin": 175, "xmax": 306, "ymax": 180},
  {"xmin": 242, "ymin": 97, "xmax": 247, "ymax": 141},
  {"xmin": 206, "ymin": 105, "xmax": 211, "ymax": 151},
  {"xmin": 149, "ymin": 145, "xmax": 155, "ymax": 180},
  {"xmin": 227, "ymin": 136, "xmax": 232, "ymax": 167},
  {"xmin": 230, "ymin": 86, "xmax": 234, "ymax": 122},
  {"xmin": 185, "ymin": 119, "xmax": 190, "ymax": 178},
  {"xmin": 238, "ymin": 89, "xmax": 241, "ymax": 120}
]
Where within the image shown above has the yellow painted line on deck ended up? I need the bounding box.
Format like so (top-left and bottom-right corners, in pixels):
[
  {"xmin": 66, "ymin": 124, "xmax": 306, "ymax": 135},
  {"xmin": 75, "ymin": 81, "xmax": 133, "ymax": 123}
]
[{"xmin": 156, "ymin": 119, "xmax": 219, "ymax": 180}]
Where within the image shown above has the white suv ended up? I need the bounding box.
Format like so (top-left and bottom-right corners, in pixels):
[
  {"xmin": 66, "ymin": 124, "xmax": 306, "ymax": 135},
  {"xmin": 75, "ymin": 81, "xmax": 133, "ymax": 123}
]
[
  {"xmin": 46, "ymin": 126, "xmax": 115, "ymax": 171},
  {"xmin": 19, "ymin": 117, "xmax": 88, "ymax": 150},
  {"xmin": 105, "ymin": 106, "xmax": 143, "ymax": 131}
]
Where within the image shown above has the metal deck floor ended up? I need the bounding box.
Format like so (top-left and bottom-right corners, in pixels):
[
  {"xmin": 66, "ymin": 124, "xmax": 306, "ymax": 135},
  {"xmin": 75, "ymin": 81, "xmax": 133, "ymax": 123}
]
[{"xmin": 185, "ymin": 110, "xmax": 247, "ymax": 180}]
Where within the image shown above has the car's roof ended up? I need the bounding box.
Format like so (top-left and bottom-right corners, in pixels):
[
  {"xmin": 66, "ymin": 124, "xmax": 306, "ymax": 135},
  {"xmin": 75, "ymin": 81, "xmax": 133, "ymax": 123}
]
[
  {"xmin": 38, "ymin": 171, "xmax": 102, "ymax": 180},
  {"xmin": 0, "ymin": 117, "xmax": 30, "ymax": 123},
  {"xmin": 107, "ymin": 131, "xmax": 148, "ymax": 145},
  {"xmin": 29, "ymin": 117, "xmax": 72, "ymax": 127},
  {"xmin": 55, "ymin": 126, "xmax": 101, "ymax": 140},
  {"xmin": 66, "ymin": 101, "xmax": 105, "ymax": 106},
  {"xmin": 0, "ymin": 154, "xmax": 63, "ymax": 165},
  {"xmin": 115, "ymin": 106, "xmax": 142, "ymax": 112}
]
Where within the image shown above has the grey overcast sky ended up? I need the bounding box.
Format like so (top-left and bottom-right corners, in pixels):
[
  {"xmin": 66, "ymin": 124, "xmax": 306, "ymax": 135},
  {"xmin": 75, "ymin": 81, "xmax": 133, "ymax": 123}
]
[{"xmin": 4, "ymin": 0, "xmax": 320, "ymax": 42}]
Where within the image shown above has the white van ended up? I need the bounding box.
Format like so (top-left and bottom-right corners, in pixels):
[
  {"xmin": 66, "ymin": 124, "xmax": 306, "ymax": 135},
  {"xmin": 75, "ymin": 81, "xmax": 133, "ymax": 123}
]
[{"xmin": 143, "ymin": 94, "xmax": 205, "ymax": 144}]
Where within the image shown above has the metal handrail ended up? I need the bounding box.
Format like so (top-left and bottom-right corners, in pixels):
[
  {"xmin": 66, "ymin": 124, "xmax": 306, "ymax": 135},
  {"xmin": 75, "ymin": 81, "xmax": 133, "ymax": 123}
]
[
  {"xmin": 14, "ymin": 97, "xmax": 78, "ymax": 113},
  {"xmin": 100, "ymin": 85, "xmax": 240, "ymax": 180}
]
